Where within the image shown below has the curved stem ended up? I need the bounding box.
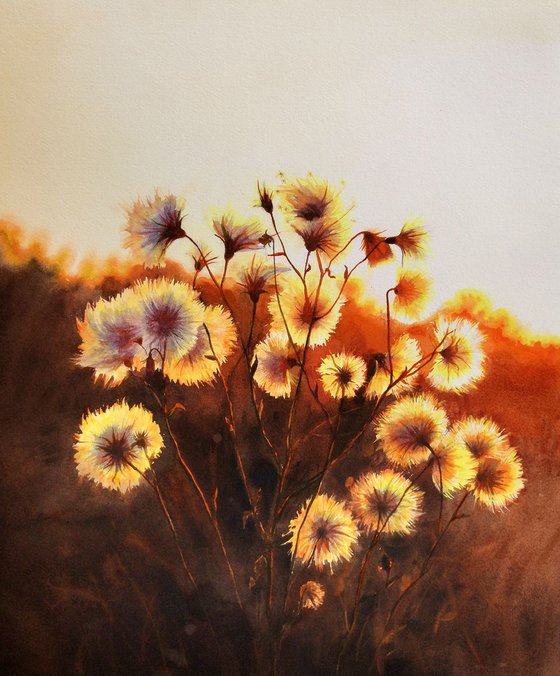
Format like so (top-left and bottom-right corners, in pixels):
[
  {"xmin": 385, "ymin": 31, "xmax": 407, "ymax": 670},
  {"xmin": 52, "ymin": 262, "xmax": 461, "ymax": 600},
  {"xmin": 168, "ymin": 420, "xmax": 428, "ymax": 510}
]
[
  {"xmin": 315, "ymin": 241, "xmax": 384, "ymax": 321},
  {"xmin": 269, "ymin": 211, "xmax": 306, "ymax": 286},
  {"xmin": 326, "ymin": 230, "xmax": 369, "ymax": 269}
]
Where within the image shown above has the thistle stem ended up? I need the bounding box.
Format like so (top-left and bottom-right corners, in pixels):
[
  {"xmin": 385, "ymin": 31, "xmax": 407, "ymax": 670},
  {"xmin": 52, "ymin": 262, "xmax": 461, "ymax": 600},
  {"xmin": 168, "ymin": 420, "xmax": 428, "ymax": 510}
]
[
  {"xmin": 203, "ymin": 324, "xmax": 266, "ymax": 539},
  {"xmin": 373, "ymin": 491, "xmax": 471, "ymax": 672}
]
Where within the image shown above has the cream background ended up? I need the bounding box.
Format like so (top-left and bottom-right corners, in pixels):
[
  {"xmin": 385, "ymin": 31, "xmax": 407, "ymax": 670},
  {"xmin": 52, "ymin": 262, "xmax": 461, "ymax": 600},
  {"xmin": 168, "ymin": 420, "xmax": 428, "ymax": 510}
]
[{"xmin": 1, "ymin": 1, "xmax": 559, "ymax": 333}]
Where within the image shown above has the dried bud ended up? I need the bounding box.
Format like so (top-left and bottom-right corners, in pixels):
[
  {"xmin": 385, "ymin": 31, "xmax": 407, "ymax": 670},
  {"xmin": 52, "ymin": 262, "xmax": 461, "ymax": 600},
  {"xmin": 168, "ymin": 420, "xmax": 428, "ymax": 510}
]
[
  {"xmin": 391, "ymin": 218, "xmax": 428, "ymax": 259},
  {"xmin": 259, "ymin": 231, "xmax": 274, "ymax": 247},
  {"xmin": 145, "ymin": 353, "xmax": 155, "ymax": 376},
  {"xmin": 300, "ymin": 581, "xmax": 325, "ymax": 610},
  {"xmin": 192, "ymin": 249, "xmax": 218, "ymax": 272},
  {"xmin": 257, "ymin": 181, "xmax": 274, "ymax": 214},
  {"xmin": 377, "ymin": 553, "xmax": 393, "ymax": 575}
]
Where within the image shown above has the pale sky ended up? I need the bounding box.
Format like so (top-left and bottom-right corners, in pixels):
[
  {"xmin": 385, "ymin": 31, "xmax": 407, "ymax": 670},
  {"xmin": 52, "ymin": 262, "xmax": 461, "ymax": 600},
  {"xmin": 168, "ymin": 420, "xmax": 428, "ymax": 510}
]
[{"xmin": 1, "ymin": 1, "xmax": 559, "ymax": 334}]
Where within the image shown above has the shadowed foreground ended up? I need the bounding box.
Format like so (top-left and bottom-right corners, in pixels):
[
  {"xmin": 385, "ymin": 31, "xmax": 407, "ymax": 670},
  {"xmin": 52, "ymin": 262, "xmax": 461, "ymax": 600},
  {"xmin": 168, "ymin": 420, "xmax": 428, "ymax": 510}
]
[{"xmin": 1, "ymin": 258, "xmax": 559, "ymax": 675}]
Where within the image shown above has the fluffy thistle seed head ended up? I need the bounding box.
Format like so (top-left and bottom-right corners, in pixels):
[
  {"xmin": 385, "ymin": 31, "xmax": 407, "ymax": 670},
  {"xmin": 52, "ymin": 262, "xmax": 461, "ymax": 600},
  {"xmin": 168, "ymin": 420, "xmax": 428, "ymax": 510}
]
[
  {"xmin": 451, "ymin": 416, "xmax": 509, "ymax": 459},
  {"xmin": 349, "ymin": 469, "xmax": 424, "ymax": 535},
  {"xmin": 391, "ymin": 268, "xmax": 432, "ymax": 321},
  {"xmin": 299, "ymin": 581, "xmax": 326, "ymax": 610},
  {"xmin": 365, "ymin": 334, "xmax": 422, "ymax": 400},
  {"xmin": 469, "ymin": 449, "xmax": 525, "ymax": 511},
  {"xmin": 253, "ymin": 332, "xmax": 299, "ymax": 398},
  {"xmin": 386, "ymin": 217, "xmax": 428, "ymax": 260},
  {"xmin": 167, "ymin": 305, "xmax": 237, "ymax": 387},
  {"xmin": 361, "ymin": 231, "xmax": 394, "ymax": 267},
  {"xmin": 212, "ymin": 213, "xmax": 263, "ymax": 260},
  {"xmin": 256, "ymin": 181, "xmax": 274, "ymax": 214},
  {"xmin": 277, "ymin": 173, "xmax": 351, "ymax": 256},
  {"xmin": 268, "ymin": 276, "xmax": 345, "ymax": 348},
  {"xmin": 318, "ymin": 352, "xmax": 366, "ymax": 399},
  {"xmin": 287, "ymin": 494, "xmax": 359, "ymax": 572},
  {"xmin": 74, "ymin": 401, "xmax": 163, "ymax": 493},
  {"xmin": 124, "ymin": 191, "xmax": 186, "ymax": 268},
  {"xmin": 237, "ymin": 255, "xmax": 282, "ymax": 303},
  {"xmin": 375, "ymin": 393, "xmax": 448, "ymax": 467},
  {"xmin": 427, "ymin": 318, "xmax": 485, "ymax": 393},
  {"xmin": 430, "ymin": 438, "xmax": 478, "ymax": 497},
  {"xmin": 135, "ymin": 278, "xmax": 204, "ymax": 362},
  {"xmin": 76, "ymin": 287, "xmax": 144, "ymax": 386}
]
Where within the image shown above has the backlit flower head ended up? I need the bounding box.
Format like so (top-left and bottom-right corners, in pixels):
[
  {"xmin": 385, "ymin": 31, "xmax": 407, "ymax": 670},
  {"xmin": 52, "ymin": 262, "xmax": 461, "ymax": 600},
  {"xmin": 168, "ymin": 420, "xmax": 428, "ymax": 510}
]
[
  {"xmin": 212, "ymin": 212, "xmax": 263, "ymax": 260},
  {"xmin": 253, "ymin": 332, "xmax": 299, "ymax": 398},
  {"xmin": 427, "ymin": 318, "xmax": 485, "ymax": 393},
  {"xmin": 365, "ymin": 334, "xmax": 422, "ymax": 400},
  {"xmin": 469, "ymin": 449, "xmax": 525, "ymax": 511},
  {"xmin": 76, "ymin": 287, "xmax": 144, "ymax": 386},
  {"xmin": 349, "ymin": 469, "xmax": 423, "ymax": 535},
  {"xmin": 361, "ymin": 231, "xmax": 394, "ymax": 267},
  {"xmin": 277, "ymin": 173, "xmax": 351, "ymax": 256},
  {"xmin": 451, "ymin": 416, "xmax": 509, "ymax": 459},
  {"xmin": 287, "ymin": 494, "xmax": 359, "ymax": 572},
  {"xmin": 387, "ymin": 217, "xmax": 428, "ymax": 260},
  {"xmin": 135, "ymin": 278, "xmax": 204, "ymax": 362},
  {"xmin": 376, "ymin": 393, "xmax": 448, "ymax": 467},
  {"xmin": 124, "ymin": 191, "xmax": 186, "ymax": 268},
  {"xmin": 318, "ymin": 352, "xmax": 366, "ymax": 399},
  {"xmin": 430, "ymin": 438, "xmax": 478, "ymax": 497},
  {"xmin": 300, "ymin": 581, "xmax": 325, "ymax": 610},
  {"xmin": 74, "ymin": 401, "xmax": 163, "ymax": 493},
  {"xmin": 391, "ymin": 268, "xmax": 432, "ymax": 321},
  {"xmin": 237, "ymin": 255, "xmax": 282, "ymax": 304},
  {"xmin": 268, "ymin": 276, "xmax": 345, "ymax": 348},
  {"xmin": 167, "ymin": 305, "xmax": 237, "ymax": 386}
]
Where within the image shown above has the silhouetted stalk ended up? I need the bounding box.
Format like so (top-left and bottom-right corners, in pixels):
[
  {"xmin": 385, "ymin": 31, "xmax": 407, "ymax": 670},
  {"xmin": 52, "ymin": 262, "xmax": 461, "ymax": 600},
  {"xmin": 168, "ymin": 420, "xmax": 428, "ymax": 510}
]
[
  {"xmin": 372, "ymin": 491, "xmax": 471, "ymax": 674},
  {"xmin": 245, "ymin": 299, "xmax": 281, "ymax": 470},
  {"xmin": 189, "ymin": 233, "xmax": 280, "ymax": 472},
  {"xmin": 203, "ymin": 323, "xmax": 266, "ymax": 539},
  {"xmin": 336, "ymin": 461, "xmax": 433, "ymax": 674},
  {"xmin": 424, "ymin": 441, "xmax": 445, "ymax": 534},
  {"xmin": 142, "ymin": 377, "xmax": 245, "ymax": 612},
  {"xmin": 125, "ymin": 460, "xmax": 224, "ymax": 658},
  {"xmin": 288, "ymin": 398, "xmax": 344, "ymax": 574}
]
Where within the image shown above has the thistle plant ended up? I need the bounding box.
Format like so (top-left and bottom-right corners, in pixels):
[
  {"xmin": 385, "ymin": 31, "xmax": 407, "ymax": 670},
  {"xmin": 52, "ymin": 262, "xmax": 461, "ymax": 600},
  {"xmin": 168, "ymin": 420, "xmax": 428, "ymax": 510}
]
[{"xmin": 73, "ymin": 174, "xmax": 525, "ymax": 674}]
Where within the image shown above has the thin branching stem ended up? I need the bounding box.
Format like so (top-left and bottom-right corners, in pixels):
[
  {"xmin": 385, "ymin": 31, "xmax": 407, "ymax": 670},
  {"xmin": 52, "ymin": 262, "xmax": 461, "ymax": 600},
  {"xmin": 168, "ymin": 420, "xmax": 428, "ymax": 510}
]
[
  {"xmin": 336, "ymin": 461, "xmax": 433, "ymax": 673},
  {"xmin": 203, "ymin": 323, "xmax": 267, "ymax": 539},
  {"xmin": 142, "ymin": 378, "xmax": 245, "ymax": 612},
  {"xmin": 373, "ymin": 491, "xmax": 471, "ymax": 672}
]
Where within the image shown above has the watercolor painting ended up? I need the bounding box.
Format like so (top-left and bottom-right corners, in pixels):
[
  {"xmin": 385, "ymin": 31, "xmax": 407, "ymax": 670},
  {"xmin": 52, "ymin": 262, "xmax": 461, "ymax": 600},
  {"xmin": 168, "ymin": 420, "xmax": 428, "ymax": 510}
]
[{"xmin": 1, "ymin": 3, "xmax": 559, "ymax": 675}]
